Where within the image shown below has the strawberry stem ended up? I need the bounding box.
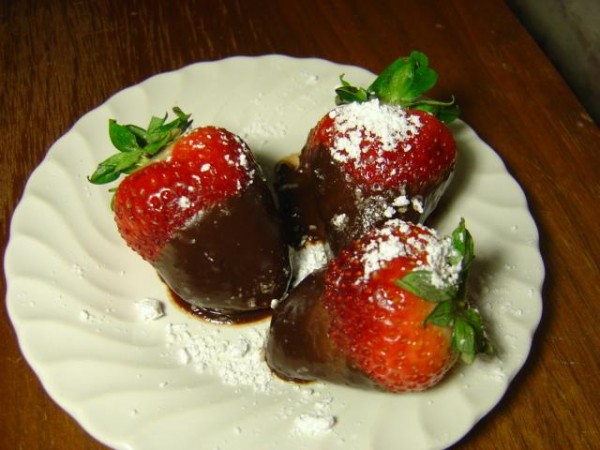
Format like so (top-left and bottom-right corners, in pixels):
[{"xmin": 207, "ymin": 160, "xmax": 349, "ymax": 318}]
[
  {"xmin": 335, "ymin": 51, "xmax": 460, "ymax": 123},
  {"xmin": 88, "ymin": 107, "xmax": 192, "ymax": 185}
]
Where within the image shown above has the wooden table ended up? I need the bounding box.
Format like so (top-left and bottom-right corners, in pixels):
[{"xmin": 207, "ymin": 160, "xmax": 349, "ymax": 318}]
[{"xmin": 1, "ymin": 1, "xmax": 599, "ymax": 449}]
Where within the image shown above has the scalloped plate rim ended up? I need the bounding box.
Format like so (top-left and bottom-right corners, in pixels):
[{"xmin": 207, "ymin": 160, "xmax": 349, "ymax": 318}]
[{"xmin": 4, "ymin": 54, "xmax": 544, "ymax": 450}]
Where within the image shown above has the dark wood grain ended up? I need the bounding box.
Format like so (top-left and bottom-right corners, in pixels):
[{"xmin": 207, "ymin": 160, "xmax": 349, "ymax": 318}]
[{"xmin": 1, "ymin": 1, "xmax": 599, "ymax": 449}]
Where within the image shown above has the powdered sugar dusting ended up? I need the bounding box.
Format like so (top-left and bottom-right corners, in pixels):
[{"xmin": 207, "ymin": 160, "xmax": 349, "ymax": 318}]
[
  {"xmin": 393, "ymin": 195, "xmax": 410, "ymax": 208},
  {"xmin": 166, "ymin": 323, "xmax": 275, "ymax": 393},
  {"xmin": 331, "ymin": 213, "xmax": 348, "ymax": 229},
  {"xmin": 290, "ymin": 239, "xmax": 333, "ymax": 286},
  {"xmin": 220, "ymin": 133, "xmax": 257, "ymax": 187},
  {"xmin": 411, "ymin": 196, "xmax": 424, "ymax": 214},
  {"xmin": 134, "ymin": 298, "xmax": 165, "ymax": 321},
  {"xmin": 177, "ymin": 196, "xmax": 192, "ymax": 209},
  {"xmin": 328, "ymin": 99, "xmax": 422, "ymax": 166},
  {"xmin": 361, "ymin": 219, "xmax": 461, "ymax": 288},
  {"xmin": 292, "ymin": 409, "xmax": 336, "ymax": 436},
  {"xmin": 421, "ymin": 234, "xmax": 462, "ymax": 288},
  {"xmin": 241, "ymin": 119, "xmax": 287, "ymax": 148},
  {"xmin": 164, "ymin": 320, "xmax": 340, "ymax": 438},
  {"xmin": 361, "ymin": 227, "xmax": 407, "ymax": 279}
]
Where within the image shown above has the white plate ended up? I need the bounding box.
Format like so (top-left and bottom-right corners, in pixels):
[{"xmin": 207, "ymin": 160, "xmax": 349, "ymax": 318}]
[{"xmin": 5, "ymin": 55, "xmax": 544, "ymax": 450}]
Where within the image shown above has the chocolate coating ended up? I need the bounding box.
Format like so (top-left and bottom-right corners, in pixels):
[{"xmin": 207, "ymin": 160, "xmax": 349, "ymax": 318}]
[
  {"xmin": 266, "ymin": 269, "xmax": 379, "ymax": 389},
  {"xmin": 298, "ymin": 143, "xmax": 454, "ymax": 253},
  {"xmin": 276, "ymin": 148, "xmax": 454, "ymax": 257},
  {"xmin": 274, "ymin": 156, "xmax": 326, "ymax": 248},
  {"xmin": 154, "ymin": 176, "xmax": 291, "ymax": 316}
]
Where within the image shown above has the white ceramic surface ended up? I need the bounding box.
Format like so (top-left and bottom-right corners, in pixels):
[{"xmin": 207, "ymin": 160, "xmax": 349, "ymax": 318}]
[{"xmin": 5, "ymin": 55, "xmax": 544, "ymax": 450}]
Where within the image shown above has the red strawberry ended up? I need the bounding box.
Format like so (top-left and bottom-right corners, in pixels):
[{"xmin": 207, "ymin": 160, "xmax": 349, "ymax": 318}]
[
  {"xmin": 266, "ymin": 219, "xmax": 491, "ymax": 392},
  {"xmin": 276, "ymin": 52, "xmax": 459, "ymax": 257},
  {"xmin": 113, "ymin": 126, "xmax": 254, "ymax": 261},
  {"xmin": 90, "ymin": 109, "xmax": 291, "ymax": 319},
  {"xmin": 303, "ymin": 102, "xmax": 456, "ymax": 196}
]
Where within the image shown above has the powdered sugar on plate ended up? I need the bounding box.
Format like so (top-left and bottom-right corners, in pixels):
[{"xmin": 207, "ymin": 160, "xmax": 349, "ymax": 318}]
[
  {"xmin": 166, "ymin": 322, "xmax": 276, "ymax": 393},
  {"xmin": 164, "ymin": 320, "xmax": 339, "ymax": 438},
  {"xmin": 292, "ymin": 408, "xmax": 337, "ymax": 437},
  {"xmin": 135, "ymin": 298, "xmax": 165, "ymax": 321}
]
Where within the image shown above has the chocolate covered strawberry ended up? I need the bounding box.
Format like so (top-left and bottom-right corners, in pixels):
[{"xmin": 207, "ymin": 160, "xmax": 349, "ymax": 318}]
[
  {"xmin": 266, "ymin": 219, "xmax": 491, "ymax": 392},
  {"xmin": 276, "ymin": 52, "xmax": 460, "ymax": 258},
  {"xmin": 89, "ymin": 108, "xmax": 291, "ymax": 320}
]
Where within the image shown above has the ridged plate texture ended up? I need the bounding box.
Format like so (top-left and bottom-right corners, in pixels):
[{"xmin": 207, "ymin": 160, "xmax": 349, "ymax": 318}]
[{"xmin": 5, "ymin": 55, "xmax": 544, "ymax": 450}]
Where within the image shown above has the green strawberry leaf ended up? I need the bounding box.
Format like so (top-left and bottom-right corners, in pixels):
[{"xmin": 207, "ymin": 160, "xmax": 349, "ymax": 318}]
[
  {"xmin": 148, "ymin": 114, "xmax": 166, "ymax": 133},
  {"xmin": 144, "ymin": 132, "xmax": 175, "ymax": 156},
  {"xmin": 453, "ymin": 317, "xmax": 477, "ymax": 364},
  {"xmin": 88, "ymin": 149, "xmax": 144, "ymax": 184},
  {"xmin": 126, "ymin": 124, "xmax": 150, "ymax": 142},
  {"xmin": 369, "ymin": 51, "xmax": 438, "ymax": 105},
  {"xmin": 88, "ymin": 107, "xmax": 192, "ymax": 186},
  {"xmin": 108, "ymin": 120, "xmax": 142, "ymax": 153},
  {"xmin": 461, "ymin": 307, "xmax": 494, "ymax": 356},
  {"xmin": 454, "ymin": 310, "xmax": 493, "ymax": 363},
  {"xmin": 412, "ymin": 99, "xmax": 461, "ymax": 123},
  {"xmin": 424, "ymin": 300, "xmax": 454, "ymax": 327},
  {"xmin": 395, "ymin": 219, "xmax": 492, "ymax": 364},
  {"xmin": 335, "ymin": 75, "xmax": 370, "ymax": 103},
  {"xmin": 395, "ymin": 270, "xmax": 458, "ymax": 303},
  {"xmin": 450, "ymin": 218, "xmax": 475, "ymax": 270},
  {"xmin": 334, "ymin": 51, "xmax": 459, "ymax": 123}
]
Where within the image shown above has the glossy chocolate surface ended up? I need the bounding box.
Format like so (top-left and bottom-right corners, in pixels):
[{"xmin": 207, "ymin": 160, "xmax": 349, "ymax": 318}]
[
  {"xmin": 266, "ymin": 270, "xmax": 379, "ymax": 389},
  {"xmin": 274, "ymin": 156, "xmax": 326, "ymax": 248},
  {"xmin": 168, "ymin": 286, "xmax": 273, "ymax": 324},
  {"xmin": 155, "ymin": 176, "xmax": 291, "ymax": 315},
  {"xmin": 276, "ymin": 147, "xmax": 454, "ymax": 254}
]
